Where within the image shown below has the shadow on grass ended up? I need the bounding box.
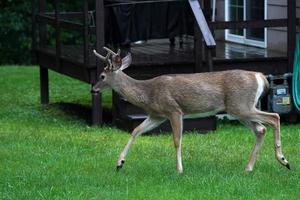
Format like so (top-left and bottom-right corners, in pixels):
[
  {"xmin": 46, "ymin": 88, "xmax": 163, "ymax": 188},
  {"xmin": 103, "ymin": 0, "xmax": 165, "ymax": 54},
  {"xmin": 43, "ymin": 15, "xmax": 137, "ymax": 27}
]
[{"xmin": 48, "ymin": 102, "xmax": 112, "ymax": 125}]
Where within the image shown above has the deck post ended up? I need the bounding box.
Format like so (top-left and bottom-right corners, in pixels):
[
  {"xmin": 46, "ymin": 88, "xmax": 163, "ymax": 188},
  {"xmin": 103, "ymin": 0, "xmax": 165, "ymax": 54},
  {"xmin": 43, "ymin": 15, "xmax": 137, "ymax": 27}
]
[
  {"xmin": 31, "ymin": 0, "xmax": 37, "ymax": 64},
  {"xmin": 193, "ymin": 0, "xmax": 203, "ymax": 73},
  {"xmin": 54, "ymin": 0, "xmax": 61, "ymax": 70},
  {"xmin": 203, "ymin": 0, "xmax": 214, "ymax": 72},
  {"xmin": 91, "ymin": 0, "xmax": 105, "ymax": 125},
  {"xmin": 95, "ymin": 0, "xmax": 105, "ymax": 75},
  {"xmin": 40, "ymin": 67, "xmax": 49, "ymax": 104},
  {"xmin": 83, "ymin": 0, "xmax": 89, "ymax": 67},
  {"xmin": 194, "ymin": 18, "xmax": 203, "ymax": 72},
  {"xmin": 206, "ymin": 49, "xmax": 213, "ymax": 72},
  {"xmin": 38, "ymin": 0, "xmax": 49, "ymax": 104},
  {"xmin": 38, "ymin": 0, "xmax": 47, "ymax": 47}
]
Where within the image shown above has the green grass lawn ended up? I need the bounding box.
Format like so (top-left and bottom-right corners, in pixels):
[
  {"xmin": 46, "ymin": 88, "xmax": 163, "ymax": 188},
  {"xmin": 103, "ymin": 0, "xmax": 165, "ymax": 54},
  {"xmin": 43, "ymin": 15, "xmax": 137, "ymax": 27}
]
[{"xmin": 0, "ymin": 66, "xmax": 300, "ymax": 200}]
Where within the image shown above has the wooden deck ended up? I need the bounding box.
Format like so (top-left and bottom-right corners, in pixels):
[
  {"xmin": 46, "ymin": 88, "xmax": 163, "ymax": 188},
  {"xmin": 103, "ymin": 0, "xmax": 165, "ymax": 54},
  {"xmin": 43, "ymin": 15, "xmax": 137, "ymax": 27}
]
[
  {"xmin": 216, "ymin": 41, "xmax": 284, "ymax": 59},
  {"xmin": 37, "ymin": 37, "xmax": 288, "ymax": 85},
  {"xmin": 39, "ymin": 37, "xmax": 285, "ymax": 69},
  {"xmin": 130, "ymin": 37, "xmax": 285, "ymax": 61},
  {"xmin": 128, "ymin": 38, "xmax": 287, "ymax": 76}
]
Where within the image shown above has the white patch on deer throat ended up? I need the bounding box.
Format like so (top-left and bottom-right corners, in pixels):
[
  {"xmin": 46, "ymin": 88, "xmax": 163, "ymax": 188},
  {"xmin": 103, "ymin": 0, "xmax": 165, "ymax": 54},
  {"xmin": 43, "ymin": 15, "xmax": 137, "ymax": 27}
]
[
  {"xmin": 254, "ymin": 74, "xmax": 264, "ymax": 107},
  {"xmin": 184, "ymin": 110, "xmax": 221, "ymax": 119}
]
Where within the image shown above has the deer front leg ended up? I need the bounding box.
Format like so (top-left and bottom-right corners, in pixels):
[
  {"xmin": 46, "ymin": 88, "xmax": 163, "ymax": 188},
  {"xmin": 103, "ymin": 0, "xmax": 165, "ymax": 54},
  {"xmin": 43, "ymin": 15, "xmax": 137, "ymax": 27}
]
[
  {"xmin": 169, "ymin": 113, "xmax": 183, "ymax": 174},
  {"xmin": 116, "ymin": 116, "xmax": 165, "ymax": 171}
]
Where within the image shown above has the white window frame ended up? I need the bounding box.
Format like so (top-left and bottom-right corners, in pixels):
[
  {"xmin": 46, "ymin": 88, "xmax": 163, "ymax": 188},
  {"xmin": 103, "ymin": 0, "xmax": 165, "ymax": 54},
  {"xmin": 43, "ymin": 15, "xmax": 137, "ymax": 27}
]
[{"xmin": 225, "ymin": 0, "xmax": 268, "ymax": 48}]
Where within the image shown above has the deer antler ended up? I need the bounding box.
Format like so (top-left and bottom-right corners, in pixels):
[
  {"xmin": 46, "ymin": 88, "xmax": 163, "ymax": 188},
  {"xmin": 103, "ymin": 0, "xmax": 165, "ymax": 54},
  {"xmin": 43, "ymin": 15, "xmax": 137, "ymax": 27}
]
[
  {"xmin": 93, "ymin": 47, "xmax": 120, "ymax": 61},
  {"xmin": 93, "ymin": 49, "xmax": 107, "ymax": 61},
  {"xmin": 103, "ymin": 46, "xmax": 118, "ymax": 56},
  {"xmin": 93, "ymin": 47, "xmax": 123, "ymax": 71}
]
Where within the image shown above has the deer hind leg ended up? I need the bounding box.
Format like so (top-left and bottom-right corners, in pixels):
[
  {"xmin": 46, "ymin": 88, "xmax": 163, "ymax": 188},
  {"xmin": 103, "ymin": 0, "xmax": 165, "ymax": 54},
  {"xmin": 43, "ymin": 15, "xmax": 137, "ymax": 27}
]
[
  {"xmin": 251, "ymin": 109, "xmax": 290, "ymax": 170},
  {"xmin": 243, "ymin": 121, "xmax": 266, "ymax": 172},
  {"xmin": 116, "ymin": 116, "xmax": 165, "ymax": 171},
  {"xmin": 169, "ymin": 113, "xmax": 183, "ymax": 174}
]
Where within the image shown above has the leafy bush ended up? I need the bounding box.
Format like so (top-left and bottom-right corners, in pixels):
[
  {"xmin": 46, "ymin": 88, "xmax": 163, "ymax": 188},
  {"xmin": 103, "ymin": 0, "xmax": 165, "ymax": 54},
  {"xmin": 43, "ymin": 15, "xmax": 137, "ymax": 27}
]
[
  {"xmin": 0, "ymin": 1, "xmax": 87, "ymax": 65},
  {"xmin": 0, "ymin": 1, "xmax": 32, "ymax": 64}
]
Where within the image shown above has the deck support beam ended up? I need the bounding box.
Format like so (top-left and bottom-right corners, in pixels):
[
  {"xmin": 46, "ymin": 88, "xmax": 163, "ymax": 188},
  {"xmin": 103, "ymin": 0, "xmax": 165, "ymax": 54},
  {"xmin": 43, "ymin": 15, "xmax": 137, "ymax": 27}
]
[
  {"xmin": 54, "ymin": 0, "xmax": 61, "ymax": 70},
  {"xmin": 40, "ymin": 67, "xmax": 49, "ymax": 104},
  {"xmin": 91, "ymin": 0, "xmax": 105, "ymax": 125},
  {"xmin": 194, "ymin": 19, "xmax": 203, "ymax": 73},
  {"xmin": 38, "ymin": 0, "xmax": 49, "ymax": 104}
]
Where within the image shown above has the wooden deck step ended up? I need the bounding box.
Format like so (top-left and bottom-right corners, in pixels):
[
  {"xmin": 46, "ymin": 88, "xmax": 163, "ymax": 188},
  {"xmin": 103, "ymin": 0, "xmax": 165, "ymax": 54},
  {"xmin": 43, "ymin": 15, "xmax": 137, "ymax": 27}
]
[{"xmin": 115, "ymin": 114, "xmax": 217, "ymax": 134}]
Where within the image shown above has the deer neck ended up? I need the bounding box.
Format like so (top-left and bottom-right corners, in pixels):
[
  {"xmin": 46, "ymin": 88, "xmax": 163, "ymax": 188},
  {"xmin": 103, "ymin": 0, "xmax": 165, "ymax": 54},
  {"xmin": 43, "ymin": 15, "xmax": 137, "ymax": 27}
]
[{"xmin": 111, "ymin": 71, "xmax": 148, "ymax": 106}]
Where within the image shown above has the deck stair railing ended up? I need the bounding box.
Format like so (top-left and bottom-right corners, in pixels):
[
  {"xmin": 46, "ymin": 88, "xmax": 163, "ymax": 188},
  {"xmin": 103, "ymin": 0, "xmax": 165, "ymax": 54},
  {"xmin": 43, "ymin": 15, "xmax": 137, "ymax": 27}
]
[{"xmin": 188, "ymin": 0, "xmax": 216, "ymax": 72}]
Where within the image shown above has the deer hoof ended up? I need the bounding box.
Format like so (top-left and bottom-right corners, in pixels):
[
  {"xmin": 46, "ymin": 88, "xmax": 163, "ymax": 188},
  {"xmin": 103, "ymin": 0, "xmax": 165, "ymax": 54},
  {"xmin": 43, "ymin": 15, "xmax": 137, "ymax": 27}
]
[
  {"xmin": 245, "ymin": 165, "xmax": 253, "ymax": 172},
  {"xmin": 116, "ymin": 160, "xmax": 125, "ymax": 171},
  {"xmin": 116, "ymin": 165, "xmax": 123, "ymax": 171},
  {"xmin": 285, "ymin": 163, "xmax": 291, "ymax": 170}
]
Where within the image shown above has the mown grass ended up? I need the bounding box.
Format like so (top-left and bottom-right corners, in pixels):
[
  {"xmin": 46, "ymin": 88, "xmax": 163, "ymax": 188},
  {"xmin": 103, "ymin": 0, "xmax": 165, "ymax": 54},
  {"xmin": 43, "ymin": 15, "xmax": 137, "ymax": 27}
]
[{"xmin": 0, "ymin": 66, "xmax": 300, "ymax": 200}]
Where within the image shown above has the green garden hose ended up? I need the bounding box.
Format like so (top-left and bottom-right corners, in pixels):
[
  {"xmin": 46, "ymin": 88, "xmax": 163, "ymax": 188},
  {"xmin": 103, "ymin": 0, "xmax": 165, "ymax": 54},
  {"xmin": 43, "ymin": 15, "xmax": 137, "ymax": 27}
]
[{"xmin": 292, "ymin": 34, "xmax": 300, "ymax": 112}]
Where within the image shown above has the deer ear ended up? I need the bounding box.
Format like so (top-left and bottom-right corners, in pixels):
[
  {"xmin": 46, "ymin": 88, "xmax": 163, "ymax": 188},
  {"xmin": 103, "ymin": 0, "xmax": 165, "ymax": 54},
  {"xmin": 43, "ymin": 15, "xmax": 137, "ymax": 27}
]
[{"xmin": 119, "ymin": 53, "xmax": 132, "ymax": 71}]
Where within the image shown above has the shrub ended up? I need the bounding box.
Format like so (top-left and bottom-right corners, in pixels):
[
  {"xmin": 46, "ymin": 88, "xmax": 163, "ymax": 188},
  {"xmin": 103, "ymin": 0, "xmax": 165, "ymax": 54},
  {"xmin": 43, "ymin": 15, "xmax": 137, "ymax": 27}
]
[{"xmin": 0, "ymin": 1, "xmax": 32, "ymax": 64}]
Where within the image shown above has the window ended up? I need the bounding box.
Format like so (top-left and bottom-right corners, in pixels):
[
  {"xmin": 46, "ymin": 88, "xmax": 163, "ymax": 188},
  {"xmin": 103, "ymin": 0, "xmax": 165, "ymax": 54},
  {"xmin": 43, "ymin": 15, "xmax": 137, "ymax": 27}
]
[{"xmin": 225, "ymin": 0, "xmax": 267, "ymax": 48}]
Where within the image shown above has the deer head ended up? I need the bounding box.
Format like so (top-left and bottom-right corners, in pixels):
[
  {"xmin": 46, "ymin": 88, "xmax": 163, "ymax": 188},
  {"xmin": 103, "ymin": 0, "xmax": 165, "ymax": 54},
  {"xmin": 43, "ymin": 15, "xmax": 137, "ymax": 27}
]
[{"xmin": 92, "ymin": 47, "xmax": 132, "ymax": 92}]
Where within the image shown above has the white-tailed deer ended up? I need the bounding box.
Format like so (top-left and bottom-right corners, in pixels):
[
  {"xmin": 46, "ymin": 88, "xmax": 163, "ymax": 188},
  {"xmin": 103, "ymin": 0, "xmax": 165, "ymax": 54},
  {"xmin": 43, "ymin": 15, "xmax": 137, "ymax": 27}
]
[{"xmin": 92, "ymin": 47, "xmax": 290, "ymax": 173}]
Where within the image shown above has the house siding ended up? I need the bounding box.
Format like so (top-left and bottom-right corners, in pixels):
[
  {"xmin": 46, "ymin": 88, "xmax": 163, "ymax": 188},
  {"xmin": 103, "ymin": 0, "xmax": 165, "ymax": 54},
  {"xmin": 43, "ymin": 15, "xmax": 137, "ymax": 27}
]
[
  {"xmin": 214, "ymin": 0, "xmax": 299, "ymax": 52},
  {"xmin": 267, "ymin": 0, "xmax": 300, "ymax": 52}
]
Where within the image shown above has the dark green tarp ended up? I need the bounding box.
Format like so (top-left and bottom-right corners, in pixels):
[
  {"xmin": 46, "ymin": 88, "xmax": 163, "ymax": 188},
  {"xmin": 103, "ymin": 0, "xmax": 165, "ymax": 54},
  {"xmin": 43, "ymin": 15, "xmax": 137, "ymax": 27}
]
[{"xmin": 104, "ymin": 0, "xmax": 193, "ymax": 45}]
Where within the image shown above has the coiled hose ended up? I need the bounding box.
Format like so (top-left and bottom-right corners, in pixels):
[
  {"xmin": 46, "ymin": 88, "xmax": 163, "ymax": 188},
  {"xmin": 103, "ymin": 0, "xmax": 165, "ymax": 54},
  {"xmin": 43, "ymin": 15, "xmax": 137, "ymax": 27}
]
[{"xmin": 292, "ymin": 34, "xmax": 300, "ymax": 112}]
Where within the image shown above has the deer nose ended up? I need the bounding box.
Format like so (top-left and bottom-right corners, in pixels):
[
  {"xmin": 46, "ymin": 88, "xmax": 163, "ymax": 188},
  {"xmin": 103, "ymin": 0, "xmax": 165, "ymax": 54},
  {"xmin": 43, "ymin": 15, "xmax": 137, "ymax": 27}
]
[
  {"xmin": 92, "ymin": 80, "xmax": 103, "ymax": 93},
  {"xmin": 92, "ymin": 83, "xmax": 101, "ymax": 93},
  {"xmin": 92, "ymin": 86, "xmax": 100, "ymax": 93}
]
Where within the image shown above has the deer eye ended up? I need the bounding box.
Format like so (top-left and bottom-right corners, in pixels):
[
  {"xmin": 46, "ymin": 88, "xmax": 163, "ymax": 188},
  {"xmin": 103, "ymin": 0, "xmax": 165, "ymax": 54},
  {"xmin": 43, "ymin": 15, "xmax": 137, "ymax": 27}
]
[{"xmin": 100, "ymin": 74, "xmax": 106, "ymax": 80}]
